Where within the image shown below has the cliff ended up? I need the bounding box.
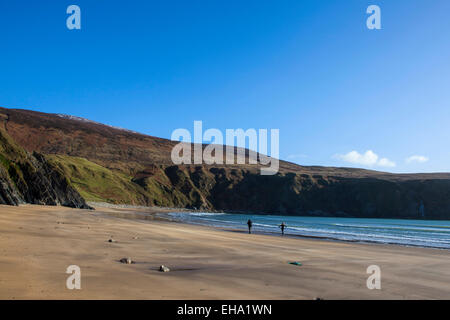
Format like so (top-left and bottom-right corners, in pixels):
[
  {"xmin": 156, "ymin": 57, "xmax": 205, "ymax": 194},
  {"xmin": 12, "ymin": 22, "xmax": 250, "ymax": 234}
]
[{"xmin": 0, "ymin": 127, "xmax": 91, "ymax": 209}]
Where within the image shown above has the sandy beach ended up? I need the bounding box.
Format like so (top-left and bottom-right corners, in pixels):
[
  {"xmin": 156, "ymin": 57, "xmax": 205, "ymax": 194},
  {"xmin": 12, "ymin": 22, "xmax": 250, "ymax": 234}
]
[{"xmin": 0, "ymin": 204, "xmax": 449, "ymax": 300}]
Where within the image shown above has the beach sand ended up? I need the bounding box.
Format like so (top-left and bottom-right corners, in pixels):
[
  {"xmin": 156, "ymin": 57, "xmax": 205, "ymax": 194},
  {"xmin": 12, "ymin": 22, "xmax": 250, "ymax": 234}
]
[{"xmin": 0, "ymin": 204, "xmax": 449, "ymax": 299}]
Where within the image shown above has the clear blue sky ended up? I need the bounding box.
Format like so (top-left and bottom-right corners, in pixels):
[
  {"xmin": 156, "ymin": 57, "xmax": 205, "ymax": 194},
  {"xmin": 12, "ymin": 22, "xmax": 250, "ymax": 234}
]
[{"xmin": 1, "ymin": 0, "xmax": 449, "ymax": 173}]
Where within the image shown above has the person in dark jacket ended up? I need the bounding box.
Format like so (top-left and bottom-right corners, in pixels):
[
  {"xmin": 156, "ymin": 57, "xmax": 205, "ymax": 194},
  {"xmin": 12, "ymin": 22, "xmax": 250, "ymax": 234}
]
[
  {"xmin": 247, "ymin": 219, "xmax": 253, "ymax": 234},
  {"xmin": 279, "ymin": 222, "xmax": 286, "ymax": 235}
]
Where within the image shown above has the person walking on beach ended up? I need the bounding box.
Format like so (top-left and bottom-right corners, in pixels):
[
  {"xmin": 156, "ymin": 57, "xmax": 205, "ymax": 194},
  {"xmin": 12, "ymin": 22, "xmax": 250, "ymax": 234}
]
[
  {"xmin": 247, "ymin": 219, "xmax": 253, "ymax": 234},
  {"xmin": 279, "ymin": 222, "xmax": 286, "ymax": 236}
]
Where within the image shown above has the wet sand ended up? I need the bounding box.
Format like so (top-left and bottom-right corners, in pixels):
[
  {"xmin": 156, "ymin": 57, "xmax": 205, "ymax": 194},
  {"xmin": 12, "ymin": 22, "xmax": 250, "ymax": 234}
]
[{"xmin": 0, "ymin": 204, "xmax": 449, "ymax": 299}]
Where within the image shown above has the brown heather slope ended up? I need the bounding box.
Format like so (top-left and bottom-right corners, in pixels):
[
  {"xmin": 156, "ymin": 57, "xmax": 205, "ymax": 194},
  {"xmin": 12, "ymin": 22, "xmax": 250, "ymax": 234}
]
[{"xmin": 1, "ymin": 106, "xmax": 450, "ymax": 219}]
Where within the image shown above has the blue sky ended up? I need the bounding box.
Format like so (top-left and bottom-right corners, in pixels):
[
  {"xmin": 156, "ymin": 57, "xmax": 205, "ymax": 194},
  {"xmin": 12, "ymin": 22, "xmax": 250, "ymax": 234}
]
[{"xmin": 1, "ymin": 0, "xmax": 449, "ymax": 173}]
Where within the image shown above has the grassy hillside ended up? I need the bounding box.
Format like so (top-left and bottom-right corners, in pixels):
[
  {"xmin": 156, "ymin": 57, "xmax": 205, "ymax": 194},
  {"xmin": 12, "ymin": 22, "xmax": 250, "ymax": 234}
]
[
  {"xmin": 46, "ymin": 155, "xmax": 211, "ymax": 208},
  {"xmin": 47, "ymin": 155, "xmax": 149, "ymax": 204}
]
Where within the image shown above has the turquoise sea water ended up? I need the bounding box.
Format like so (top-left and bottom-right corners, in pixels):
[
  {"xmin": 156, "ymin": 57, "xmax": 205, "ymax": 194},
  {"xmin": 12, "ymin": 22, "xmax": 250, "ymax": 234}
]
[{"xmin": 166, "ymin": 212, "xmax": 450, "ymax": 249}]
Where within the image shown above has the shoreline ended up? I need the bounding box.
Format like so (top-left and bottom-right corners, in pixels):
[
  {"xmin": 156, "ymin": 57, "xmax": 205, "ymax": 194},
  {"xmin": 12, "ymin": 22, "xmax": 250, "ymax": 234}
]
[
  {"xmin": 1, "ymin": 204, "xmax": 449, "ymax": 299},
  {"xmin": 147, "ymin": 211, "xmax": 450, "ymax": 251},
  {"xmin": 219, "ymin": 227, "xmax": 450, "ymax": 251},
  {"xmin": 87, "ymin": 202, "xmax": 450, "ymax": 250},
  {"xmin": 87, "ymin": 202, "xmax": 450, "ymax": 221}
]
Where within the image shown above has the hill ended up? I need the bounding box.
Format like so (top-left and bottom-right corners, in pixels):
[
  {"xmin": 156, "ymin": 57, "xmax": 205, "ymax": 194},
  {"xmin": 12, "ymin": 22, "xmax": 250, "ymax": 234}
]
[{"xmin": 1, "ymin": 106, "xmax": 449, "ymax": 219}]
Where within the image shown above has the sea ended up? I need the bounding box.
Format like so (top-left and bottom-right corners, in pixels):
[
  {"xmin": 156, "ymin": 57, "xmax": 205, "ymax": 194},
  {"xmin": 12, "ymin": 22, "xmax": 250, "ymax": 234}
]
[{"xmin": 164, "ymin": 212, "xmax": 450, "ymax": 249}]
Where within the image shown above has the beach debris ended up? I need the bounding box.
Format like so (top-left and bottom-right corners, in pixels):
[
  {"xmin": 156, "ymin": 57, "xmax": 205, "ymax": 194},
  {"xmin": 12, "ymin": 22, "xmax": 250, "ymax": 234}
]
[
  {"xmin": 159, "ymin": 265, "xmax": 170, "ymax": 272},
  {"xmin": 119, "ymin": 257, "xmax": 134, "ymax": 264},
  {"xmin": 132, "ymin": 236, "xmax": 139, "ymax": 240},
  {"xmin": 108, "ymin": 238, "xmax": 117, "ymax": 243},
  {"xmin": 288, "ymin": 261, "xmax": 302, "ymax": 266}
]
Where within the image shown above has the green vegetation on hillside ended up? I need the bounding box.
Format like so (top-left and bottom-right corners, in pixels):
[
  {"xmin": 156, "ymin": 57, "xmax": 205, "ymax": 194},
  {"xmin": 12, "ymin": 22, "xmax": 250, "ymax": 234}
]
[
  {"xmin": 46, "ymin": 155, "xmax": 214, "ymax": 208},
  {"xmin": 47, "ymin": 155, "xmax": 150, "ymax": 205}
]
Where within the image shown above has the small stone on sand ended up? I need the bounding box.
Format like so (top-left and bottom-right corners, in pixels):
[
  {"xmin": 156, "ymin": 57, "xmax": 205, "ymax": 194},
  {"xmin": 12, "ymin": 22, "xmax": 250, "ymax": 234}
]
[
  {"xmin": 159, "ymin": 265, "xmax": 170, "ymax": 272},
  {"xmin": 119, "ymin": 257, "xmax": 133, "ymax": 264}
]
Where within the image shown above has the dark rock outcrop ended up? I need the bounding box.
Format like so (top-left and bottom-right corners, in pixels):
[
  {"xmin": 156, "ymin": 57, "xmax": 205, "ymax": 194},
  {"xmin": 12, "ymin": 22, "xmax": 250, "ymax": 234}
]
[
  {"xmin": 0, "ymin": 168, "xmax": 21, "ymax": 205},
  {"xmin": 148, "ymin": 165, "xmax": 450, "ymax": 220}
]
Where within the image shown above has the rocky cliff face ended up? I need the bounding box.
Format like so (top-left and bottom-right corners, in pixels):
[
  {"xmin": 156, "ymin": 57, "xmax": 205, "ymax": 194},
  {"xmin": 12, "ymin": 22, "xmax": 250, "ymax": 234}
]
[
  {"xmin": 135, "ymin": 165, "xmax": 450, "ymax": 220},
  {"xmin": 0, "ymin": 128, "xmax": 91, "ymax": 209},
  {"xmin": 0, "ymin": 168, "xmax": 21, "ymax": 205}
]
